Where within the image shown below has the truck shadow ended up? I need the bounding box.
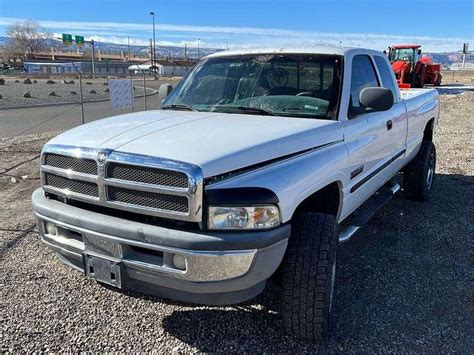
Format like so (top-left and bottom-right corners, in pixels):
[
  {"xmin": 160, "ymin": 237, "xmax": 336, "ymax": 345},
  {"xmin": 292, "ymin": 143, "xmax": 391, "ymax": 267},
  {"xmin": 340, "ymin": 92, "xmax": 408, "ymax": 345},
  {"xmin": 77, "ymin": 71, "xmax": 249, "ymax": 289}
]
[{"xmin": 157, "ymin": 173, "xmax": 472, "ymax": 352}]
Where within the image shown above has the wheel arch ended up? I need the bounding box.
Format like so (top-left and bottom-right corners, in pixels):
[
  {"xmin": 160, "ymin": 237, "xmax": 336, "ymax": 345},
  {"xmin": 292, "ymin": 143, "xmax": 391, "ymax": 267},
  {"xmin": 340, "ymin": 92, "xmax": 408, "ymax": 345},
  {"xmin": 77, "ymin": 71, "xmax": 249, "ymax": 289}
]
[
  {"xmin": 291, "ymin": 181, "xmax": 343, "ymax": 221},
  {"xmin": 423, "ymin": 117, "xmax": 436, "ymax": 141}
]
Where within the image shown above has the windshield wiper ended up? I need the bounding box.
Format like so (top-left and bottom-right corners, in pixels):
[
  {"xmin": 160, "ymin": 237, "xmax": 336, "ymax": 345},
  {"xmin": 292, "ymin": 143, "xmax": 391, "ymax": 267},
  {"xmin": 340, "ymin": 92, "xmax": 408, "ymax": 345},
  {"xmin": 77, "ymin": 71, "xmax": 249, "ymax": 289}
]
[
  {"xmin": 236, "ymin": 106, "xmax": 275, "ymax": 116},
  {"xmin": 212, "ymin": 105, "xmax": 275, "ymax": 116},
  {"xmin": 161, "ymin": 103, "xmax": 197, "ymax": 111}
]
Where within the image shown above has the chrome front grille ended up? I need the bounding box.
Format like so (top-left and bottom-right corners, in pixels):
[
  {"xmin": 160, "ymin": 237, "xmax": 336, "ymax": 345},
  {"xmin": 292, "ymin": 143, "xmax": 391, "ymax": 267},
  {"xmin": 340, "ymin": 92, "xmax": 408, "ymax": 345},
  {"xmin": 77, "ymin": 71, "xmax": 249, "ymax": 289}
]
[
  {"xmin": 44, "ymin": 153, "xmax": 97, "ymax": 175},
  {"xmin": 107, "ymin": 186, "xmax": 189, "ymax": 213},
  {"xmin": 106, "ymin": 162, "xmax": 188, "ymax": 188},
  {"xmin": 44, "ymin": 173, "xmax": 99, "ymax": 197},
  {"xmin": 40, "ymin": 145, "xmax": 203, "ymax": 222}
]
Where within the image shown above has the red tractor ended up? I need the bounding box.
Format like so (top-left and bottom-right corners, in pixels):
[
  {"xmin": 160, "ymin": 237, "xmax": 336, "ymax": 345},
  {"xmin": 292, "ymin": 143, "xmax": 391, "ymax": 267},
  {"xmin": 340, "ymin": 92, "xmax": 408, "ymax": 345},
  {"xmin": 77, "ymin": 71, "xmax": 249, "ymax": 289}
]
[{"xmin": 388, "ymin": 44, "xmax": 442, "ymax": 88}]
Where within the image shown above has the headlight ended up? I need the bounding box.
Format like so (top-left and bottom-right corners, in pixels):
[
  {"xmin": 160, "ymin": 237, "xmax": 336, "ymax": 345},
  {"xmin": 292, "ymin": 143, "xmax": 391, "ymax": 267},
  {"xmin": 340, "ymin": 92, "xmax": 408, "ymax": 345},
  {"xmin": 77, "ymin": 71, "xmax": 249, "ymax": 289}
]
[{"xmin": 208, "ymin": 206, "xmax": 280, "ymax": 230}]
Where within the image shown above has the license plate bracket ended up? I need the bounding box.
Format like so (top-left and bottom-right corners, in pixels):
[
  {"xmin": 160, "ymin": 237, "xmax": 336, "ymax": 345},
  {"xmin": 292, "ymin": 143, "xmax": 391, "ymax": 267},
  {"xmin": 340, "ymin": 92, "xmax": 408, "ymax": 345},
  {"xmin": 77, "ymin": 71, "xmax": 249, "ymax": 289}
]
[{"xmin": 83, "ymin": 253, "xmax": 122, "ymax": 288}]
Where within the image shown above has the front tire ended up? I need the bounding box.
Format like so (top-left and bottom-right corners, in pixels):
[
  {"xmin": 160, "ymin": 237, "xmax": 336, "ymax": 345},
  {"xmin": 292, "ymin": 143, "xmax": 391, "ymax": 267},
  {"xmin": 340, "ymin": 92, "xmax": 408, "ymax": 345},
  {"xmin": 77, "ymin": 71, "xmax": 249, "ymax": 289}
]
[
  {"xmin": 404, "ymin": 140, "xmax": 436, "ymax": 202},
  {"xmin": 281, "ymin": 213, "xmax": 338, "ymax": 341}
]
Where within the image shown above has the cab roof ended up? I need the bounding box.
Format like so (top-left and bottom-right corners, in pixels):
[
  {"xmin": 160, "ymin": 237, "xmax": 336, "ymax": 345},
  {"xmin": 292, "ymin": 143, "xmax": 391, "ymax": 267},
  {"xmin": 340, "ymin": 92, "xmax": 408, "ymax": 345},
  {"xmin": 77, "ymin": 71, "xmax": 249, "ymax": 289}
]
[
  {"xmin": 205, "ymin": 45, "xmax": 381, "ymax": 59},
  {"xmin": 390, "ymin": 44, "xmax": 421, "ymax": 49}
]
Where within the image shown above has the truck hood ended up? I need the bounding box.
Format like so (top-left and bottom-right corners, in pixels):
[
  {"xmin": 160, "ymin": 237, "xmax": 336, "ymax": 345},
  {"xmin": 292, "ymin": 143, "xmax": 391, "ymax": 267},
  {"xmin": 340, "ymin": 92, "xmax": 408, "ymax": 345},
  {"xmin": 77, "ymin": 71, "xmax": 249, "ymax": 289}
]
[{"xmin": 47, "ymin": 110, "xmax": 343, "ymax": 177}]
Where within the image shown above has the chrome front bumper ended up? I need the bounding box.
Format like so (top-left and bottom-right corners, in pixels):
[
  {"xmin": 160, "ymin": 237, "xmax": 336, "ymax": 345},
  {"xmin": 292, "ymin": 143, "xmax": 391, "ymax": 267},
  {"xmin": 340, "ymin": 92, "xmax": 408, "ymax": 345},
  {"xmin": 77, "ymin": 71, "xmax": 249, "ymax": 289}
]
[{"xmin": 32, "ymin": 189, "xmax": 290, "ymax": 304}]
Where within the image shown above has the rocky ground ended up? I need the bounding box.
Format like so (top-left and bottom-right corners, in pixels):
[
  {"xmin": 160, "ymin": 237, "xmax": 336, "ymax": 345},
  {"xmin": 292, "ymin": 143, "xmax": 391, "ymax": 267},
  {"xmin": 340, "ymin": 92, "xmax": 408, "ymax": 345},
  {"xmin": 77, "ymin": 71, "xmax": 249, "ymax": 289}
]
[{"xmin": 0, "ymin": 92, "xmax": 473, "ymax": 353}]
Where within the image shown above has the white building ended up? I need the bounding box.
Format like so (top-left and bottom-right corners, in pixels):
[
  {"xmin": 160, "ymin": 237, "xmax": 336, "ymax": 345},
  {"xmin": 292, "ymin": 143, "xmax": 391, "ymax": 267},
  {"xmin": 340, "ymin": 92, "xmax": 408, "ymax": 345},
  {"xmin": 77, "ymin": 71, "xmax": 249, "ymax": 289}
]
[{"xmin": 128, "ymin": 60, "xmax": 195, "ymax": 76}]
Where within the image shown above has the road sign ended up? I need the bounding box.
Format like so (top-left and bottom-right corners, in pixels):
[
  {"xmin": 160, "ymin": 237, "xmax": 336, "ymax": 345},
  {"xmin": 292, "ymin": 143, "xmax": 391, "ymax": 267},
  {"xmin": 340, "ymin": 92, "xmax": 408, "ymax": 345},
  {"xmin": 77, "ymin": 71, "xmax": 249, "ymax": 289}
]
[
  {"xmin": 62, "ymin": 34, "xmax": 73, "ymax": 45},
  {"xmin": 75, "ymin": 35, "xmax": 84, "ymax": 47}
]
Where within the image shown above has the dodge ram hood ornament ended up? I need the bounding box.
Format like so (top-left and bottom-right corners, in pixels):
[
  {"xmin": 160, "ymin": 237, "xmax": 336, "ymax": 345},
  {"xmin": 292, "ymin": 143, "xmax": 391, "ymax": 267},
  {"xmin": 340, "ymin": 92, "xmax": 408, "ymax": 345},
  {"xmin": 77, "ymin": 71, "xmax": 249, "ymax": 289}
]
[{"xmin": 97, "ymin": 151, "xmax": 107, "ymax": 164}]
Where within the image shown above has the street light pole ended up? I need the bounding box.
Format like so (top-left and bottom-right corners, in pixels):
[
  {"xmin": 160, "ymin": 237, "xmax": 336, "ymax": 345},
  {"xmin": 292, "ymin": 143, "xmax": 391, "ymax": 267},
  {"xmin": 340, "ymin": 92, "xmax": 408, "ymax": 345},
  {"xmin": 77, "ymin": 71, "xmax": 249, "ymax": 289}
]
[{"xmin": 150, "ymin": 11, "xmax": 156, "ymax": 73}]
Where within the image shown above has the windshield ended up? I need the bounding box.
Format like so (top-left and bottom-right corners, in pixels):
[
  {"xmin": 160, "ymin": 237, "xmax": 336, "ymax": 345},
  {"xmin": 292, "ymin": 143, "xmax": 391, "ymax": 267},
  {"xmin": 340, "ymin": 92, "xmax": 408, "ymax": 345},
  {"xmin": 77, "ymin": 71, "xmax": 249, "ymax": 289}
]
[
  {"xmin": 162, "ymin": 54, "xmax": 342, "ymax": 120},
  {"xmin": 389, "ymin": 48, "xmax": 416, "ymax": 62}
]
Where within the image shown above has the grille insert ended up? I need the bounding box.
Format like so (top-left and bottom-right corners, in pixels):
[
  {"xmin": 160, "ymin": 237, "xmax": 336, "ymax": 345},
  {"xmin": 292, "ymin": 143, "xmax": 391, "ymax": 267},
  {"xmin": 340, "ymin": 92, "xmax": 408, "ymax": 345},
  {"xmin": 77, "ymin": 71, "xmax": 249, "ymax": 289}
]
[
  {"xmin": 44, "ymin": 153, "xmax": 97, "ymax": 175},
  {"xmin": 106, "ymin": 162, "xmax": 188, "ymax": 188},
  {"xmin": 107, "ymin": 186, "xmax": 188, "ymax": 213},
  {"xmin": 44, "ymin": 173, "xmax": 99, "ymax": 197}
]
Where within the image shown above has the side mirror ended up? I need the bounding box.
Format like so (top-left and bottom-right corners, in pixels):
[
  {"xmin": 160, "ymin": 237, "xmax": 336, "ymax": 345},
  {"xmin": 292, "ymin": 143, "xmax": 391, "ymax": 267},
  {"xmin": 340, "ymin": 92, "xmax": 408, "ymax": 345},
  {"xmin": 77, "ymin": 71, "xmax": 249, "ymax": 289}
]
[
  {"xmin": 417, "ymin": 49, "xmax": 422, "ymax": 55},
  {"xmin": 158, "ymin": 83, "xmax": 173, "ymax": 102},
  {"xmin": 359, "ymin": 87, "xmax": 394, "ymax": 112}
]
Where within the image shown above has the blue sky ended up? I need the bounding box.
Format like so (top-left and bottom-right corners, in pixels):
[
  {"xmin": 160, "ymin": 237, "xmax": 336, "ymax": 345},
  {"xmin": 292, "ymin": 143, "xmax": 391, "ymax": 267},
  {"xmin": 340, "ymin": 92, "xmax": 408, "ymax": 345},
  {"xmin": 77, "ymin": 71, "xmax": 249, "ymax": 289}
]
[{"xmin": 0, "ymin": 0, "xmax": 472, "ymax": 52}]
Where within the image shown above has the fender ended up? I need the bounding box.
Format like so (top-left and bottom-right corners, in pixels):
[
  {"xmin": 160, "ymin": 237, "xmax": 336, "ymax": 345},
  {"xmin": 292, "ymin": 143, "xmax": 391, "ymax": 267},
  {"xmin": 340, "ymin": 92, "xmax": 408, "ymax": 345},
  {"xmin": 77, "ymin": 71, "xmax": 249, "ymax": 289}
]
[{"xmin": 205, "ymin": 140, "xmax": 349, "ymax": 224}]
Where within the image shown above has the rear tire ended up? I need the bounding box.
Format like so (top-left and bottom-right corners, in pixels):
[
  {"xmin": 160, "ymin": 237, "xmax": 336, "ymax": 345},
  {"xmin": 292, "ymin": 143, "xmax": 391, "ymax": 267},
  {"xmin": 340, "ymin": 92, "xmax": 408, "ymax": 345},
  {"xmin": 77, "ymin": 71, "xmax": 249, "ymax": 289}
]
[
  {"xmin": 281, "ymin": 213, "xmax": 338, "ymax": 341},
  {"xmin": 404, "ymin": 140, "xmax": 436, "ymax": 202}
]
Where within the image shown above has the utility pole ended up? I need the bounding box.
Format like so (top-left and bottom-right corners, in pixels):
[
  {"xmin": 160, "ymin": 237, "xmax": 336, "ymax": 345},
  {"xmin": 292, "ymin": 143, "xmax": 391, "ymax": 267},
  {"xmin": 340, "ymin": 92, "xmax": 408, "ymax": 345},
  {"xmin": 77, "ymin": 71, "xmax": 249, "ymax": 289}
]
[
  {"xmin": 197, "ymin": 38, "xmax": 200, "ymax": 59},
  {"xmin": 184, "ymin": 44, "xmax": 188, "ymax": 60},
  {"xmin": 462, "ymin": 43, "xmax": 469, "ymax": 69},
  {"xmin": 150, "ymin": 11, "xmax": 156, "ymax": 74},
  {"xmin": 127, "ymin": 35, "xmax": 131, "ymax": 60},
  {"xmin": 226, "ymin": 41, "xmax": 229, "ymax": 50}
]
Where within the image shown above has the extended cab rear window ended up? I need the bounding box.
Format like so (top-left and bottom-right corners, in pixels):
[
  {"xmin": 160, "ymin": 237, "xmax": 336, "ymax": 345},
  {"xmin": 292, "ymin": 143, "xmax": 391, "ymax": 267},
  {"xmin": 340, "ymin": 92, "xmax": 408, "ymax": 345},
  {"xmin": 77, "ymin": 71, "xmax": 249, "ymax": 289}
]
[{"xmin": 374, "ymin": 56, "xmax": 398, "ymax": 101}]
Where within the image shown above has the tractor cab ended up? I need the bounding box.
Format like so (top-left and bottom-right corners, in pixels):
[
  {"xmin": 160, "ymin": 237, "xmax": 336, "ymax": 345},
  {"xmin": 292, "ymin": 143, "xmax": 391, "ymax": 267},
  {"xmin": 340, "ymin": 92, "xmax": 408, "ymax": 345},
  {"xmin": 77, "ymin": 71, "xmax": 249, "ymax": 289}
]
[
  {"xmin": 388, "ymin": 44, "xmax": 441, "ymax": 89},
  {"xmin": 389, "ymin": 45, "xmax": 421, "ymax": 65}
]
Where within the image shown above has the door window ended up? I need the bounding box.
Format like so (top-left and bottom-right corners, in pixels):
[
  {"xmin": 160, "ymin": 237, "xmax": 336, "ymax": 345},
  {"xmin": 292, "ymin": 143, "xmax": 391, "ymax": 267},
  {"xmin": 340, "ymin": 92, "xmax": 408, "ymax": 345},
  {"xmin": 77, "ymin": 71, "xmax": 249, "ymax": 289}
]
[{"xmin": 349, "ymin": 55, "xmax": 379, "ymax": 118}]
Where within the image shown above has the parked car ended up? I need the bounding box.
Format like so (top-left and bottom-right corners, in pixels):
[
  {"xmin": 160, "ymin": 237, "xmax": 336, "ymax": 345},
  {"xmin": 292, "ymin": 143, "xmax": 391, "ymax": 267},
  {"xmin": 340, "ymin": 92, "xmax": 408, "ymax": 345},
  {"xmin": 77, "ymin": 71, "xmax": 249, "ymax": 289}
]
[{"xmin": 32, "ymin": 46, "xmax": 439, "ymax": 341}]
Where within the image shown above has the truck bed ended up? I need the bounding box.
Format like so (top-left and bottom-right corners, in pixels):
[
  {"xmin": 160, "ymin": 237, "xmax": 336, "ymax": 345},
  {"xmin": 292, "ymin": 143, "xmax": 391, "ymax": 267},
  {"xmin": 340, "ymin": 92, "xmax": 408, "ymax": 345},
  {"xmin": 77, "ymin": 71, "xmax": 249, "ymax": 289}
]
[
  {"xmin": 400, "ymin": 87, "xmax": 438, "ymax": 100},
  {"xmin": 400, "ymin": 88, "xmax": 438, "ymax": 121}
]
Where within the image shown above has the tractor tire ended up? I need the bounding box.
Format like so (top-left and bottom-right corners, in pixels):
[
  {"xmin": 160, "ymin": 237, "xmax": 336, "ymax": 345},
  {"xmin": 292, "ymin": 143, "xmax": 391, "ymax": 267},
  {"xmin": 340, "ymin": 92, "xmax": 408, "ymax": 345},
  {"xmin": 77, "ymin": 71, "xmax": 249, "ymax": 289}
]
[
  {"xmin": 416, "ymin": 65, "xmax": 427, "ymax": 88},
  {"xmin": 404, "ymin": 141, "xmax": 436, "ymax": 202},
  {"xmin": 281, "ymin": 213, "xmax": 338, "ymax": 341}
]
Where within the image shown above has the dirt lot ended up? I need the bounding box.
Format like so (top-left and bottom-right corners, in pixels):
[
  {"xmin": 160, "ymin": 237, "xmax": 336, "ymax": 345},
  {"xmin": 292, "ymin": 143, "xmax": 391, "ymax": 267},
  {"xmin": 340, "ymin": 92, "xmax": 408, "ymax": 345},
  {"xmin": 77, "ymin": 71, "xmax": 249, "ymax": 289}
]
[
  {"xmin": 1, "ymin": 92, "xmax": 473, "ymax": 352},
  {"xmin": 441, "ymin": 70, "xmax": 474, "ymax": 85},
  {"xmin": 0, "ymin": 78, "xmax": 156, "ymax": 109}
]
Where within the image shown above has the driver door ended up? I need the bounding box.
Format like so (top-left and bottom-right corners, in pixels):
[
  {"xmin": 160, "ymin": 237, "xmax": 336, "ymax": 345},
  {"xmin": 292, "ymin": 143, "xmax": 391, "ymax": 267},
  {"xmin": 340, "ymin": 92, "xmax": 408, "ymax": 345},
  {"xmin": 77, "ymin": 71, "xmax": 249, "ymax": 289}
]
[{"xmin": 340, "ymin": 54, "xmax": 406, "ymax": 219}]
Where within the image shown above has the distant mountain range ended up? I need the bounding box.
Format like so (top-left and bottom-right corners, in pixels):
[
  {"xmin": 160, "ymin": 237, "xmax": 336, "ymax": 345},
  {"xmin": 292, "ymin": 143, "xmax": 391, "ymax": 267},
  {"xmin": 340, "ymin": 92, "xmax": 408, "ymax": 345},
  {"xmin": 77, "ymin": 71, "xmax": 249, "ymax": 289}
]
[
  {"xmin": 0, "ymin": 36, "xmax": 471, "ymax": 64},
  {"xmin": 0, "ymin": 36, "xmax": 222, "ymax": 59}
]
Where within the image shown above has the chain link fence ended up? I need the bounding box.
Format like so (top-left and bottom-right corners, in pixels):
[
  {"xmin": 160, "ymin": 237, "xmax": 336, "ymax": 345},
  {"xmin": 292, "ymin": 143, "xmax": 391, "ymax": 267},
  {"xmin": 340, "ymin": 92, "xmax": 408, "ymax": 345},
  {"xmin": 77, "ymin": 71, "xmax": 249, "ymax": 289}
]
[{"xmin": 0, "ymin": 70, "xmax": 181, "ymax": 139}]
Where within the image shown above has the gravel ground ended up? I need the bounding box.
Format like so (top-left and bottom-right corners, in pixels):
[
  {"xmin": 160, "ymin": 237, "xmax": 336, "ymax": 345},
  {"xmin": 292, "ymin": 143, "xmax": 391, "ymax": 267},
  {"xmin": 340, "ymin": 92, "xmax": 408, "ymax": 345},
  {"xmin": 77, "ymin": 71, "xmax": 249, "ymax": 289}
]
[
  {"xmin": 0, "ymin": 92, "xmax": 473, "ymax": 352},
  {"xmin": 0, "ymin": 78, "xmax": 155, "ymax": 109}
]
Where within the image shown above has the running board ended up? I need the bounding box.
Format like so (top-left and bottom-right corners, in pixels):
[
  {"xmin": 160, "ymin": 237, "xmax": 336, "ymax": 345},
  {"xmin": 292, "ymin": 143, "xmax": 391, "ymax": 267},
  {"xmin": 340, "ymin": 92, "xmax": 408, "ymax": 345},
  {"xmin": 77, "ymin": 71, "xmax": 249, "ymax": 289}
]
[{"xmin": 339, "ymin": 182, "xmax": 401, "ymax": 243}]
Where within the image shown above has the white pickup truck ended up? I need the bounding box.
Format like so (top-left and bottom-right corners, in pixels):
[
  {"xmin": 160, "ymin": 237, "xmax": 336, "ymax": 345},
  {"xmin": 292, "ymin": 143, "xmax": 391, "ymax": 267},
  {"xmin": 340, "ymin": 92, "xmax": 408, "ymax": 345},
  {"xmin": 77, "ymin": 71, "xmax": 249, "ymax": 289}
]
[{"xmin": 32, "ymin": 46, "xmax": 439, "ymax": 341}]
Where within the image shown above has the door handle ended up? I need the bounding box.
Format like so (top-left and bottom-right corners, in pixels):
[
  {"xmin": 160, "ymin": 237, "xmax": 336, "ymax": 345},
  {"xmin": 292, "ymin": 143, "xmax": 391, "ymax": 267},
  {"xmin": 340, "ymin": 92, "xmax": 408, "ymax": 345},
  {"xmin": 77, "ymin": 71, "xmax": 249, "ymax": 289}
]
[{"xmin": 386, "ymin": 120, "xmax": 393, "ymax": 130}]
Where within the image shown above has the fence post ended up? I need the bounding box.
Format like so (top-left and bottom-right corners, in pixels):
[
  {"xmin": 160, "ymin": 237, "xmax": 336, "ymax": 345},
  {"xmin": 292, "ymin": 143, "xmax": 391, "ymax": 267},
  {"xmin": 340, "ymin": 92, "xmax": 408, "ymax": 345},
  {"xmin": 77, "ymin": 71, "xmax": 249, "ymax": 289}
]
[
  {"xmin": 71, "ymin": 62, "xmax": 85, "ymax": 125},
  {"xmin": 91, "ymin": 39, "xmax": 96, "ymax": 79},
  {"xmin": 78, "ymin": 72, "xmax": 85, "ymax": 124},
  {"xmin": 131, "ymin": 77, "xmax": 135, "ymax": 113},
  {"xmin": 143, "ymin": 72, "xmax": 147, "ymax": 110}
]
